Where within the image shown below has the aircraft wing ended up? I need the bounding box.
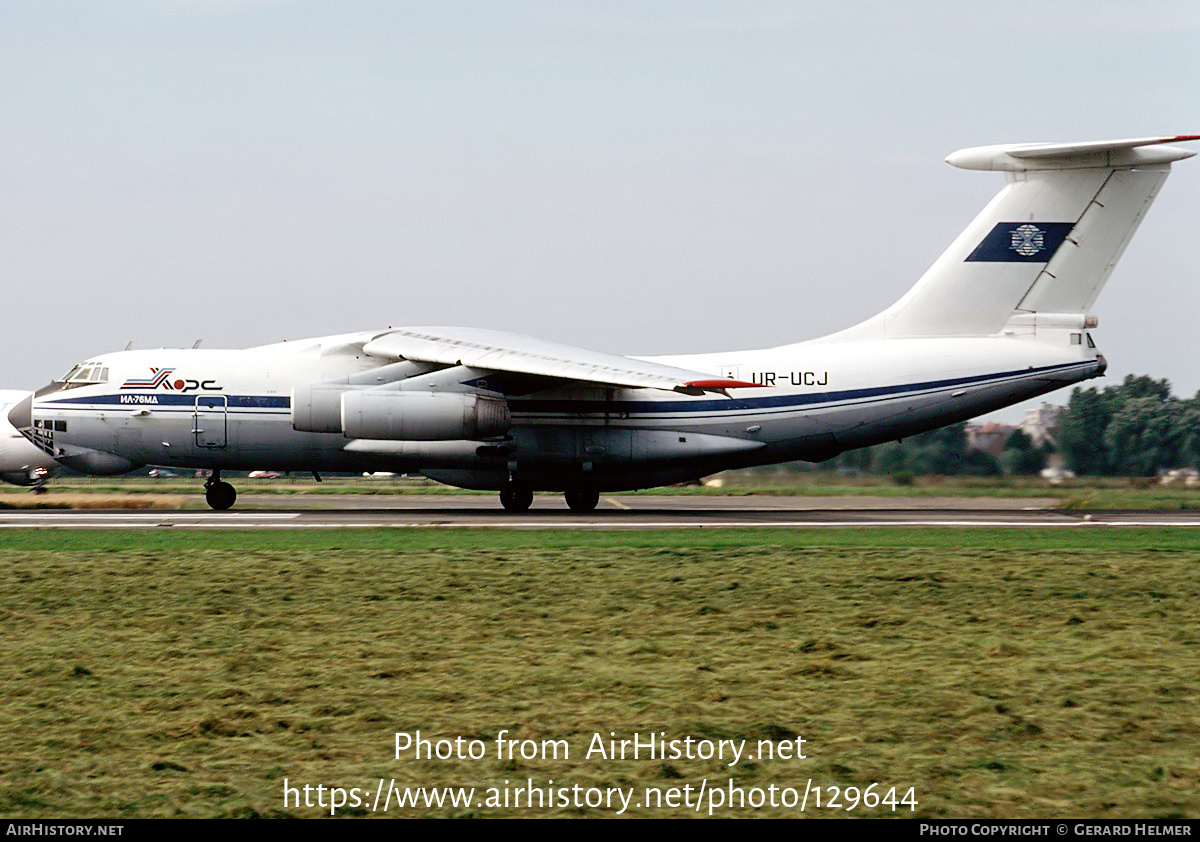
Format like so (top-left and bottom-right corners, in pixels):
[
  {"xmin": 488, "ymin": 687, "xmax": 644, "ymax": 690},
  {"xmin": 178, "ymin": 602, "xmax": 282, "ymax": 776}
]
[{"xmin": 361, "ymin": 327, "xmax": 757, "ymax": 394}]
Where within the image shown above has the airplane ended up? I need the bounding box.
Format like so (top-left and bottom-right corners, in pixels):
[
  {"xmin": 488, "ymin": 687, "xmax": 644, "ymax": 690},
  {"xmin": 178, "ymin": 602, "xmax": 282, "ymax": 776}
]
[
  {"xmin": 8, "ymin": 135, "xmax": 1198, "ymax": 512},
  {"xmin": 0, "ymin": 390, "xmax": 58, "ymax": 490}
]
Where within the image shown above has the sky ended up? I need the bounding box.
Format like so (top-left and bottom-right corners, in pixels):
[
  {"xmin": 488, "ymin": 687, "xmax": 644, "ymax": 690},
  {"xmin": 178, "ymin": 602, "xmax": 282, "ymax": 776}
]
[{"xmin": 2, "ymin": 1, "xmax": 1198, "ymax": 422}]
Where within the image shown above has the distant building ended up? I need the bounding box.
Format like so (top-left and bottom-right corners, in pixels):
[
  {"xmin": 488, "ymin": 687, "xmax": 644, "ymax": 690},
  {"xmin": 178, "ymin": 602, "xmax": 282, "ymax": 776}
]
[
  {"xmin": 1022, "ymin": 402, "xmax": 1062, "ymax": 448},
  {"xmin": 966, "ymin": 422, "xmax": 1016, "ymax": 457}
]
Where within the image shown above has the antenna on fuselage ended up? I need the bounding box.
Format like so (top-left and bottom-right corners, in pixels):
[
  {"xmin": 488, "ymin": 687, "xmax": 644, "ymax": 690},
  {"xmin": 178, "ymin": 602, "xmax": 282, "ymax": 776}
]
[
  {"xmin": 192, "ymin": 340, "xmax": 203, "ymax": 349},
  {"xmin": 124, "ymin": 341, "xmax": 132, "ymax": 351}
]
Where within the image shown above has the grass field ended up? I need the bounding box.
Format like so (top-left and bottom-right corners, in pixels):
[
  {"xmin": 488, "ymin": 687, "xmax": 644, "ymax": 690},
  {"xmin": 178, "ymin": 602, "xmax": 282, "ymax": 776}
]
[{"xmin": 1, "ymin": 528, "xmax": 1196, "ymax": 818}]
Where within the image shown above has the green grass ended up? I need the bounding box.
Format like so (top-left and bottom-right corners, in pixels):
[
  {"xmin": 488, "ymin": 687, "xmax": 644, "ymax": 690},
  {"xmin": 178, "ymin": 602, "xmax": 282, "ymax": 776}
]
[
  {"xmin": 2, "ymin": 526, "xmax": 1200, "ymax": 553},
  {"xmin": 2, "ymin": 528, "xmax": 1198, "ymax": 818}
]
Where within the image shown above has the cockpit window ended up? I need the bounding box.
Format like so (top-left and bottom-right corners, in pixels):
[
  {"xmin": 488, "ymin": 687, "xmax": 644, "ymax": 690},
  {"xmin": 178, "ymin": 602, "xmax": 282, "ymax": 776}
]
[{"xmin": 57, "ymin": 362, "xmax": 109, "ymax": 389}]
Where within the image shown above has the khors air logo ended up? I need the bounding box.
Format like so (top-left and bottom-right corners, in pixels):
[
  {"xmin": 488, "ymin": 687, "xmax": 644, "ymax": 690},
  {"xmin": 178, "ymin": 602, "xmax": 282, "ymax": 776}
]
[
  {"xmin": 965, "ymin": 221, "xmax": 1075, "ymax": 263},
  {"xmin": 121, "ymin": 367, "xmax": 223, "ymax": 393},
  {"xmin": 1009, "ymin": 224, "xmax": 1045, "ymax": 257}
]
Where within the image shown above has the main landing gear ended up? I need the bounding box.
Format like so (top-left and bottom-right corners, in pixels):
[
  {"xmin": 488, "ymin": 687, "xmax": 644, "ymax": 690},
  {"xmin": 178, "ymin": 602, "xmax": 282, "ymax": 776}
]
[
  {"xmin": 564, "ymin": 488, "xmax": 600, "ymax": 513},
  {"xmin": 499, "ymin": 483, "xmax": 533, "ymax": 513},
  {"xmin": 204, "ymin": 470, "xmax": 237, "ymax": 511},
  {"xmin": 497, "ymin": 484, "xmax": 600, "ymax": 513}
]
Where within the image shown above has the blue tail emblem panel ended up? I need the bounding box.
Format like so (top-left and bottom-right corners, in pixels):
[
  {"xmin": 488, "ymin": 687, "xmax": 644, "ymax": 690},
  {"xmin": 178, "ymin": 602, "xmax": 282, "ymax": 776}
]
[{"xmin": 965, "ymin": 222, "xmax": 1075, "ymax": 262}]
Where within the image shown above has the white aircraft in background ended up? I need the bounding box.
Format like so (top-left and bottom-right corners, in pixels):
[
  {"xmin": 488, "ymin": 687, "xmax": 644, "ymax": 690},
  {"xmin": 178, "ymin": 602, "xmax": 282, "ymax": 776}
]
[
  {"xmin": 9, "ymin": 135, "xmax": 1198, "ymax": 511},
  {"xmin": 0, "ymin": 390, "xmax": 57, "ymax": 490}
]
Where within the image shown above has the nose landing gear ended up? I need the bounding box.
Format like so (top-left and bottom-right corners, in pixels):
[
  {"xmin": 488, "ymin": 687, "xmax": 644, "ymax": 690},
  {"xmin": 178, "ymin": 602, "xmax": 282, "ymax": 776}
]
[{"xmin": 204, "ymin": 470, "xmax": 237, "ymax": 511}]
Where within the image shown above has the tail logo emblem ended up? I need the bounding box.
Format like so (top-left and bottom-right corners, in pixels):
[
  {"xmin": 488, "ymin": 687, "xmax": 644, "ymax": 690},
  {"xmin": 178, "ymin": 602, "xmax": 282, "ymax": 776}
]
[
  {"xmin": 965, "ymin": 221, "xmax": 1074, "ymax": 263},
  {"xmin": 1010, "ymin": 224, "xmax": 1045, "ymax": 257}
]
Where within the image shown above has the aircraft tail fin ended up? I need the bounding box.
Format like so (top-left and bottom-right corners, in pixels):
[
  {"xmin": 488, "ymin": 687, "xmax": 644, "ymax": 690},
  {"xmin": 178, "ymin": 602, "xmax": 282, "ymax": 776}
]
[{"xmin": 840, "ymin": 136, "xmax": 1198, "ymax": 339}]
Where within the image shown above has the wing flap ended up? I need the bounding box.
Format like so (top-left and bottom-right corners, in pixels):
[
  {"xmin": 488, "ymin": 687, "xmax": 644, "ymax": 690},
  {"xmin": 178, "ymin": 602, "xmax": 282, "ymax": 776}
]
[{"xmin": 362, "ymin": 327, "xmax": 757, "ymax": 393}]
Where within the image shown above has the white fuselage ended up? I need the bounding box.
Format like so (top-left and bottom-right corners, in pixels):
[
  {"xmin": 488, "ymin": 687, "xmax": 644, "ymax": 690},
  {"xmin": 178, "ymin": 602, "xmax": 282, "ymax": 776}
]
[{"xmin": 17, "ymin": 327, "xmax": 1102, "ymax": 491}]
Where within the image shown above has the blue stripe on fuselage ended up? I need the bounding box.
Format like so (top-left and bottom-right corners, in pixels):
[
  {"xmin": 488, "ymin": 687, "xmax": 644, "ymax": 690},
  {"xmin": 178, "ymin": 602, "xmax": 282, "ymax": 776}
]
[{"xmin": 41, "ymin": 394, "xmax": 291, "ymax": 409}]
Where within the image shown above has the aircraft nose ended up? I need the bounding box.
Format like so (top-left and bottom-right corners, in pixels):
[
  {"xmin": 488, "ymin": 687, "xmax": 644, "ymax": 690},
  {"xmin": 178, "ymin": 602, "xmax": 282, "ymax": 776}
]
[{"xmin": 7, "ymin": 394, "xmax": 31, "ymax": 430}]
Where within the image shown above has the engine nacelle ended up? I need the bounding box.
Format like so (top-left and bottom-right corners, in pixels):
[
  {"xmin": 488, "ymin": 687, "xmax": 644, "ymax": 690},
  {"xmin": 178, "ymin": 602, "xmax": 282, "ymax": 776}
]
[
  {"xmin": 291, "ymin": 361, "xmax": 442, "ymax": 434},
  {"xmin": 340, "ymin": 390, "xmax": 510, "ymax": 441},
  {"xmin": 292, "ymin": 384, "xmax": 351, "ymax": 433}
]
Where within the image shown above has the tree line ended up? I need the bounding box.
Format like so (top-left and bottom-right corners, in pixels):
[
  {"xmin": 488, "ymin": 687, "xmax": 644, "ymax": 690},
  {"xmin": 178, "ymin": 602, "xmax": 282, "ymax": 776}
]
[
  {"xmin": 825, "ymin": 422, "xmax": 1044, "ymax": 478},
  {"xmin": 815, "ymin": 374, "xmax": 1190, "ymax": 478},
  {"xmin": 1056, "ymin": 374, "xmax": 1199, "ymax": 476}
]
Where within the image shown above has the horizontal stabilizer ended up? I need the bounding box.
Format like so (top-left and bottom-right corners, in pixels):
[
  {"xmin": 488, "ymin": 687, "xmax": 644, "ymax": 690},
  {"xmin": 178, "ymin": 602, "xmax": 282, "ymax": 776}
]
[{"xmin": 948, "ymin": 135, "xmax": 1199, "ymax": 171}]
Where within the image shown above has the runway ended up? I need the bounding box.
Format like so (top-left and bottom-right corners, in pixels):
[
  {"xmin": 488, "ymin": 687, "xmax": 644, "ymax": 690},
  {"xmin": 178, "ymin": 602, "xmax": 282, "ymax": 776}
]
[{"xmin": 2, "ymin": 493, "xmax": 1199, "ymax": 529}]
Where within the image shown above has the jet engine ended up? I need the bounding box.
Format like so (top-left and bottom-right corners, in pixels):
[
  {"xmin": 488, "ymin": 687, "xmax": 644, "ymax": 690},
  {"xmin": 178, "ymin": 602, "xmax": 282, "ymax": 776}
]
[
  {"xmin": 293, "ymin": 382, "xmax": 510, "ymax": 441},
  {"xmin": 341, "ymin": 390, "xmax": 510, "ymax": 441}
]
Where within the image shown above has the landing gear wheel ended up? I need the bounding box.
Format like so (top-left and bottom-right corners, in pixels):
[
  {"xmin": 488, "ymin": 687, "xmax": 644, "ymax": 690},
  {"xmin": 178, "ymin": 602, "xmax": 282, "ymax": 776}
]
[
  {"xmin": 499, "ymin": 484, "xmax": 534, "ymax": 513},
  {"xmin": 564, "ymin": 488, "xmax": 600, "ymax": 513},
  {"xmin": 205, "ymin": 480, "xmax": 237, "ymax": 511}
]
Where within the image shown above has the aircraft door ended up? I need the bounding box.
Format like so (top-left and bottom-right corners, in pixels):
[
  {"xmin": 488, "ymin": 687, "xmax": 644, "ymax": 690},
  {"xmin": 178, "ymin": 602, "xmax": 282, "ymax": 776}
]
[{"xmin": 194, "ymin": 395, "xmax": 228, "ymax": 449}]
